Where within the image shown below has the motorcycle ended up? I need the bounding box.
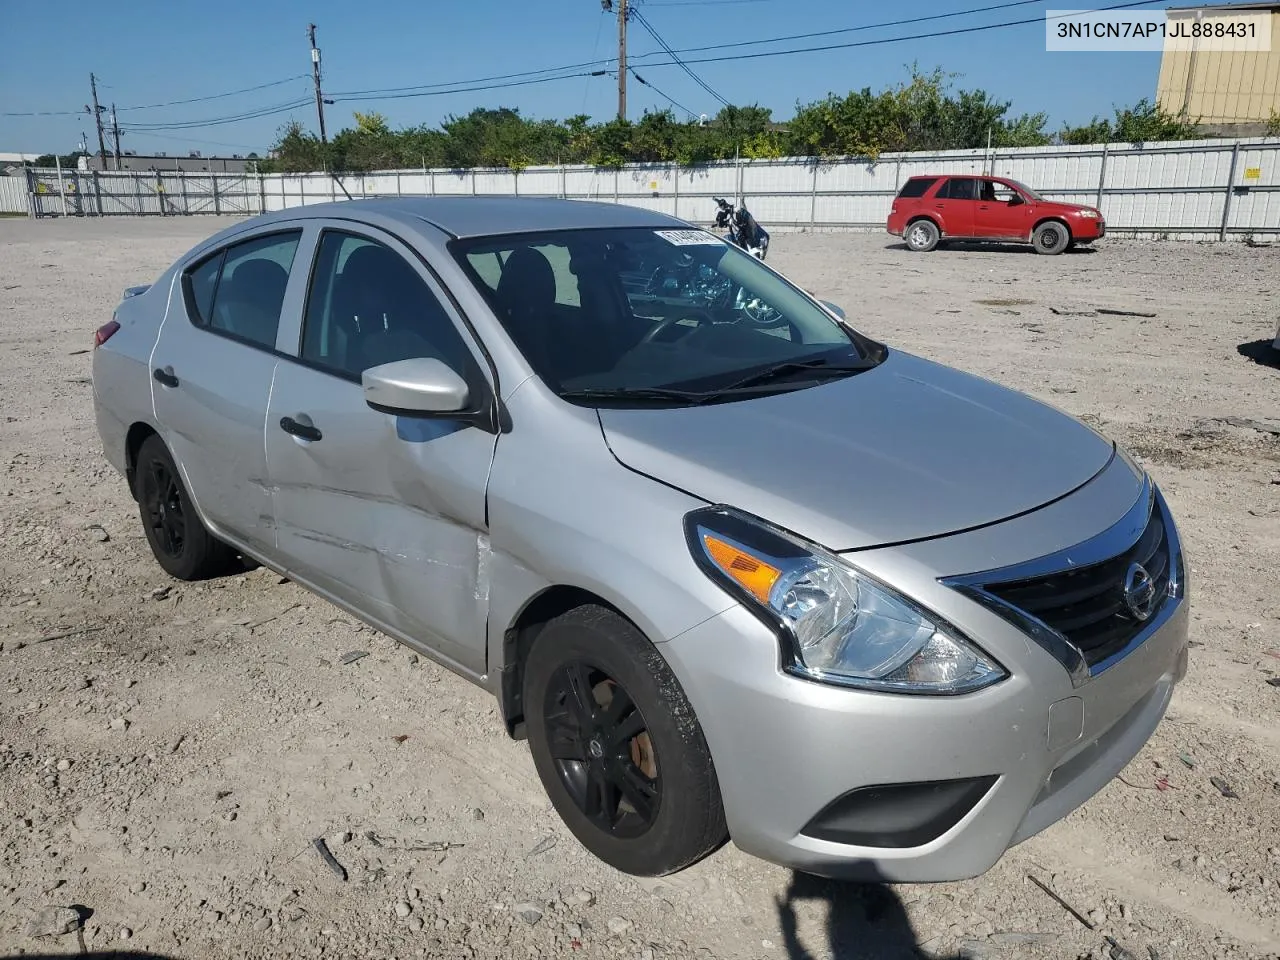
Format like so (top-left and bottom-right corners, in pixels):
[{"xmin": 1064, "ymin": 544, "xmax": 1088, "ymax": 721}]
[{"xmin": 712, "ymin": 196, "xmax": 769, "ymax": 260}]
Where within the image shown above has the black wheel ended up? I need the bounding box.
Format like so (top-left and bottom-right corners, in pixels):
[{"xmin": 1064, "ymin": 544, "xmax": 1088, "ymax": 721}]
[
  {"xmin": 524, "ymin": 604, "xmax": 727, "ymax": 876},
  {"xmin": 1033, "ymin": 221, "xmax": 1070, "ymax": 255},
  {"xmin": 904, "ymin": 218, "xmax": 940, "ymax": 252},
  {"xmin": 133, "ymin": 435, "xmax": 235, "ymax": 580}
]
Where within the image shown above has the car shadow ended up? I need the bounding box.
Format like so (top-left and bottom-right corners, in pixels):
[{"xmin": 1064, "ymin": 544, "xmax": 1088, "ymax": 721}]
[
  {"xmin": 883, "ymin": 241, "xmax": 1096, "ymax": 255},
  {"xmin": 1237, "ymin": 338, "xmax": 1280, "ymax": 370},
  {"xmin": 776, "ymin": 871, "xmax": 965, "ymax": 959}
]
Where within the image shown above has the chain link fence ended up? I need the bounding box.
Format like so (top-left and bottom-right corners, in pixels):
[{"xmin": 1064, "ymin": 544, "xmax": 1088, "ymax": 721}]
[{"xmin": 23, "ymin": 168, "xmax": 263, "ymax": 217}]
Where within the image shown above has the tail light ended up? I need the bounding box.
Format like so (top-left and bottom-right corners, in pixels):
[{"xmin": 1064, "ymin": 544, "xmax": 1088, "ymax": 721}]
[{"xmin": 94, "ymin": 319, "xmax": 121, "ymax": 348}]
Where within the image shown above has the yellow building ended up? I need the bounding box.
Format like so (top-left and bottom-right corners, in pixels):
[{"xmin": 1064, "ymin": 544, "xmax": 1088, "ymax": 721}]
[{"xmin": 1156, "ymin": 1, "xmax": 1280, "ymax": 134}]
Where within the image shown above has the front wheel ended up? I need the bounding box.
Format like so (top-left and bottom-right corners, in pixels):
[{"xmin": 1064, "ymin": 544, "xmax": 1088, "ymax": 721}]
[
  {"xmin": 524, "ymin": 605, "xmax": 727, "ymax": 876},
  {"xmin": 1033, "ymin": 221, "xmax": 1070, "ymax": 255},
  {"xmin": 905, "ymin": 219, "xmax": 940, "ymax": 252}
]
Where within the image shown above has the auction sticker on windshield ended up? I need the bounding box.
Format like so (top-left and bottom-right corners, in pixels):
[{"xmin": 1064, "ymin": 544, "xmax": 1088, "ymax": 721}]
[{"xmin": 655, "ymin": 229, "xmax": 725, "ymax": 246}]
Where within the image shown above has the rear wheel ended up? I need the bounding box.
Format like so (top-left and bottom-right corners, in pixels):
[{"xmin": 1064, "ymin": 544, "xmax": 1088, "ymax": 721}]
[
  {"xmin": 133, "ymin": 435, "xmax": 235, "ymax": 580},
  {"xmin": 905, "ymin": 219, "xmax": 940, "ymax": 252},
  {"xmin": 524, "ymin": 604, "xmax": 727, "ymax": 876},
  {"xmin": 1032, "ymin": 221, "xmax": 1070, "ymax": 255}
]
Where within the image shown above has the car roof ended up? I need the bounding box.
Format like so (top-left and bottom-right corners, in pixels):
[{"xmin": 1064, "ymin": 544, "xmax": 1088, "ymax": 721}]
[{"xmin": 239, "ymin": 196, "xmax": 688, "ymax": 240}]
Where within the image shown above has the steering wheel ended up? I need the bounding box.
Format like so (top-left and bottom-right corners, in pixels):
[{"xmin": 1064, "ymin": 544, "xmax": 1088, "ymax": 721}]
[
  {"xmin": 740, "ymin": 295, "xmax": 785, "ymax": 328},
  {"xmin": 641, "ymin": 310, "xmax": 714, "ymax": 344}
]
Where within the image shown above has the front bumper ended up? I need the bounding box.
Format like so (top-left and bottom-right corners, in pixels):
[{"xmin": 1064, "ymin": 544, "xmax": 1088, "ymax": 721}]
[
  {"xmin": 1074, "ymin": 216, "xmax": 1105, "ymax": 240},
  {"xmin": 660, "ymin": 466, "xmax": 1188, "ymax": 882}
]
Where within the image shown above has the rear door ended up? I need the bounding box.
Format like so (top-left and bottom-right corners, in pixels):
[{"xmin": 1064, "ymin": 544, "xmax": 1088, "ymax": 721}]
[
  {"xmin": 265, "ymin": 221, "xmax": 499, "ymax": 676},
  {"xmin": 150, "ymin": 226, "xmax": 305, "ymax": 557},
  {"xmin": 933, "ymin": 177, "xmax": 978, "ymax": 237}
]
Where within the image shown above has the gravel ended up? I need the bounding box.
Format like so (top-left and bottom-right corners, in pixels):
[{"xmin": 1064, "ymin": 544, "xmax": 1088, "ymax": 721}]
[{"xmin": 0, "ymin": 219, "xmax": 1276, "ymax": 959}]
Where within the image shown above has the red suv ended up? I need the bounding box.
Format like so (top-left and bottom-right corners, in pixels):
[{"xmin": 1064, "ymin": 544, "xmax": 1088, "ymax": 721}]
[{"xmin": 886, "ymin": 175, "xmax": 1105, "ymax": 255}]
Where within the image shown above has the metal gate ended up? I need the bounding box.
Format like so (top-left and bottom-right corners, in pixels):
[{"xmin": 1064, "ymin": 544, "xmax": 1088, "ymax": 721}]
[{"xmin": 25, "ymin": 168, "xmax": 263, "ymax": 217}]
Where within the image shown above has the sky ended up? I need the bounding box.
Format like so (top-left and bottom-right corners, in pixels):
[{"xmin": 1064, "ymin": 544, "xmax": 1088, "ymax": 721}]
[{"xmin": 0, "ymin": 0, "xmax": 1175, "ymax": 157}]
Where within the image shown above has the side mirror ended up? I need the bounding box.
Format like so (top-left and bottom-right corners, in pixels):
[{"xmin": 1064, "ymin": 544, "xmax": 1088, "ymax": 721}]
[
  {"xmin": 362, "ymin": 357, "xmax": 469, "ymax": 416},
  {"xmin": 820, "ymin": 300, "xmax": 846, "ymax": 320},
  {"xmin": 1008, "ymin": 194, "xmax": 1025, "ymax": 207}
]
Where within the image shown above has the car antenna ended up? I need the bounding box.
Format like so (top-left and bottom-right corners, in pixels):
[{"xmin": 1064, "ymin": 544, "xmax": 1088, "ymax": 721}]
[{"xmin": 329, "ymin": 169, "xmax": 352, "ymax": 200}]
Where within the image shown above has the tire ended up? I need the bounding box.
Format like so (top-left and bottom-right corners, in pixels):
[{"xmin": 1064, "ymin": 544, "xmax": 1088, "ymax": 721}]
[
  {"xmin": 133, "ymin": 434, "xmax": 235, "ymax": 580},
  {"xmin": 904, "ymin": 218, "xmax": 940, "ymax": 252},
  {"xmin": 524, "ymin": 604, "xmax": 727, "ymax": 876},
  {"xmin": 1032, "ymin": 220, "xmax": 1070, "ymax": 255}
]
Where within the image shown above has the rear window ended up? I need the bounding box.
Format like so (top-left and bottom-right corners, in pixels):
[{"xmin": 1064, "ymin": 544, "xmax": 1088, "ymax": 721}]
[{"xmin": 897, "ymin": 178, "xmax": 937, "ymax": 198}]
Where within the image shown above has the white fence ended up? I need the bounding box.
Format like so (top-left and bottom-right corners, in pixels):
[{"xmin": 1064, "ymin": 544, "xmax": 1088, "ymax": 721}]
[
  {"xmin": 0, "ymin": 176, "xmax": 27, "ymax": 215},
  {"xmin": 11, "ymin": 135, "xmax": 1280, "ymax": 240}
]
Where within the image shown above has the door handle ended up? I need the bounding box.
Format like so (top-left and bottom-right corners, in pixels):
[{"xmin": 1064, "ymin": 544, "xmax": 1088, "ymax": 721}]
[
  {"xmin": 280, "ymin": 416, "xmax": 322, "ymax": 442},
  {"xmin": 153, "ymin": 367, "xmax": 179, "ymax": 388}
]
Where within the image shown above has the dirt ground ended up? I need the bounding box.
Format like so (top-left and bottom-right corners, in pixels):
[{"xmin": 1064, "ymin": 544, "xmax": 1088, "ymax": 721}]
[{"xmin": 1, "ymin": 217, "xmax": 1278, "ymax": 960}]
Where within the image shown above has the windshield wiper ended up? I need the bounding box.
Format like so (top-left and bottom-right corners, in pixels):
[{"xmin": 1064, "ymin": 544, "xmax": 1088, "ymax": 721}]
[
  {"xmin": 718, "ymin": 356, "xmax": 876, "ymax": 392},
  {"xmin": 559, "ymin": 386, "xmax": 714, "ymax": 405}
]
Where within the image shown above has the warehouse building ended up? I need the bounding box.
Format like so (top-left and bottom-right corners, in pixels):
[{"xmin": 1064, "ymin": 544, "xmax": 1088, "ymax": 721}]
[
  {"xmin": 80, "ymin": 152, "xmax": 256, "ymax": 173},
  {"xmin": 1156, "ymin": 1, "xmax": 1280, "ymax": 135}
]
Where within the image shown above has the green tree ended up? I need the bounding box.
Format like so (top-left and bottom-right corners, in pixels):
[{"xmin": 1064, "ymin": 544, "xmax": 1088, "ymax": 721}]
[{"xmin": 1060, "ymin": 98, "xmax": 1201, "ymax": 145}]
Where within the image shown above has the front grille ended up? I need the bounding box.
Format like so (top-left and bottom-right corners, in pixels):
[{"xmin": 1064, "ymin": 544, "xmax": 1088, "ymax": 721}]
[{"xmin": 982, "ymin": 505, "xmax": 1170, "ymax": 667}]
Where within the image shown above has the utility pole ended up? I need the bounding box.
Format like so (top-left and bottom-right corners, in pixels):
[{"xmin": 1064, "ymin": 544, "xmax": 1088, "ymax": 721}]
[
  {"xmin": 88, "ymin": 73, "xmax": 108, "ymax": 169},
  {"xmin": 617, "ymin": 0, "xmax": 628, "ymax": 121},
  {"xmin": 110, "ymin": 103, "xmax": 122, "ymax": 168},
  {"xmin": 308, "ymin": 23, "xmax": 328, "ymax": 143}
]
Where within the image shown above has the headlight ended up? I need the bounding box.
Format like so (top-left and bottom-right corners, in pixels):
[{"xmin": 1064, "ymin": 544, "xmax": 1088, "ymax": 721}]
[
  {"xmin": 1077, "ymin": 210, "xmax": 1099, "ymax": 218},
  {"xmin": 685, "ymin": 507, "xmax": 1006, "ymax": 695}
]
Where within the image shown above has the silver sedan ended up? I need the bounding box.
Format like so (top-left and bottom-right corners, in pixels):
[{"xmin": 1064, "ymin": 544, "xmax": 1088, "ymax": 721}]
[{"xmin": 92, "ymin": 198, "xmax": 1189, "ymax": 880}]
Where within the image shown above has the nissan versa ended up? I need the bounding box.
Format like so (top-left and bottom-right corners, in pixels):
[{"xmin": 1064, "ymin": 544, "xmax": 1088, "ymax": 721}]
[{"xmin": 91, "ymin": 198, "xmax": 1188, "ymax": 880}]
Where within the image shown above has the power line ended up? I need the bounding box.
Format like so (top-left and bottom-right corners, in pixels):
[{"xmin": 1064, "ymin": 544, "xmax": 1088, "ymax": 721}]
[
  {"xmin": 331, "ymin": 70, "xmax": 606, "ymax": 104},
  {"xmin": 641, "ymin": 0, "xmax": 1164, "ymax": 68},
  {"xmin": 630, "ymin": 8, "xmax": 730, "ymax": 108},
  {"xmin": 326, "ymin": 58, "xmax": 613, "ymax": 98},
  {"xmin": 2, "ymin": 75, "xmax": 310, "ymax": 118},
  {"xmin": 629, "ymin": 68, "xmax": 695, "ymax": 118},
  {"xmin": 122, "ymin": 98, "xmax": 313, "ymax": 131},
  {"xmin": 0, "ymin": 107, "xmax": 85, "ymax": 117},
  {"xmin": 116, "ymin": 75, "xmax": 309, "ymax": 112},
  {"xmin": 632, "ymin": 0, "xmax": 1047, "ymax": 59},
  {"xmin": 583, "ymin": 9, "xmax": 610, "ymax": 114}
]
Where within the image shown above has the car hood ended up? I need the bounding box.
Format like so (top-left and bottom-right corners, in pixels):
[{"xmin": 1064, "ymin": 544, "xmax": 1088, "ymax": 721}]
[
  {"xmin": 598, "ymin": 351, "xmax": 1114, "ymax": 550},
  {"xmin": 1037, "ymin": 200, "xmax": 1099, "ymax": 216}
]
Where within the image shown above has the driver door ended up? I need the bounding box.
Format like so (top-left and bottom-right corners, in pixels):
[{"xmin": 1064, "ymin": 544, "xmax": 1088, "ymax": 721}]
[
  {"xmin": 266, "ymin": 222, "xmax": 499, "ymax": 676},
  {"xmin": 974, "ymin": 179, "xmax": 1028, "ymax": 238}
]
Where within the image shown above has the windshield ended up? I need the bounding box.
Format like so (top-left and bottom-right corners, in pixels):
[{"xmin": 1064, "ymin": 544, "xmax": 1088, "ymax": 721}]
[
  {"xmin": 1005, "ymin": 179, "xmax": 1043, "ymax": 201},
  {"xmin": 451, "ymin": 227, "xmax": 883, "ymax": 404}
]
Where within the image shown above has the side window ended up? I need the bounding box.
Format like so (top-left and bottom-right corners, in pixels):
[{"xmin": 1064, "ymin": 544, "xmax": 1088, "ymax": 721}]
[
  {"xmin": 990, "ymin": 182, "xmax": 1019, "ymax": 203},
  {"xmin": 301, "ymin": 231, "xmax": 472, "ymax": 380},
  {"xmin": 896, "ymin": 177, "xmax": 936, "ymax": 199},
  {"xmin": 184, "ymin": 252, "xmax": 223, "ymax": 326},
  {"xmin": 182, "ymin": 231, "xmax": 300, "ymax": 349},
  {"xmin": 939, "ymin": 177, "xmax": 979, "ymax": 201}
]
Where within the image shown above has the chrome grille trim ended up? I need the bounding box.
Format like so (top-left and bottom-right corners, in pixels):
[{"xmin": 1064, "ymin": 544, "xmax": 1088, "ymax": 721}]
[{"xmin": 942, "ymin": 477, "xmax": 1186, "ymax": 687}]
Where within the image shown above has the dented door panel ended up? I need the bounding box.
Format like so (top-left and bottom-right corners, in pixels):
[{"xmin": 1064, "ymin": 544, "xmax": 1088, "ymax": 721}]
[{"xmin": 265, "ymin": 363, "xmax": 495, "ymax": 675}]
